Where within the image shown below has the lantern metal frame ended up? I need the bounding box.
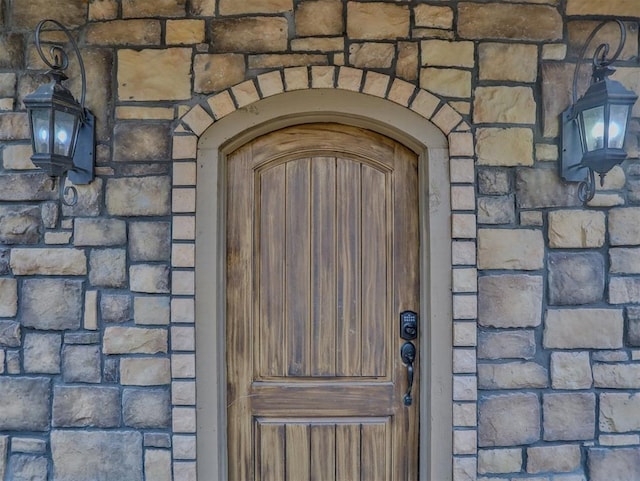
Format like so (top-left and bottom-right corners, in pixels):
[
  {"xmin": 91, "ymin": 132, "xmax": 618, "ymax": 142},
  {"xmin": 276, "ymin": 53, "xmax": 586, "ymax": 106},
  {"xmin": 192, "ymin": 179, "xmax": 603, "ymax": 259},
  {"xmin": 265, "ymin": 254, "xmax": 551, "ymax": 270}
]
[
  {"xmin": 560, "ymin": 19, "xmax": 638, "ymax": 204},
  {"xmin": 23, "ymin": 19, "xmax": 95, "ymax": 206}
]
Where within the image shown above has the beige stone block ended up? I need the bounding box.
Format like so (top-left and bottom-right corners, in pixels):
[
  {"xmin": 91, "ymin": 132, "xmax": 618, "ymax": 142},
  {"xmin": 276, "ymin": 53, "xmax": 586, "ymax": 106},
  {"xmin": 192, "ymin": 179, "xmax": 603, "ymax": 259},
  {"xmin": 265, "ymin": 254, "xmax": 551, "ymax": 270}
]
[
  {"xmin": 232, "ymin": 80, "xmax": 260, "ymax": 108},
  {"xmin": 453, "ymin": 321, "xmax": 477, "ymax": 347},
  {"xmin": 387, "ymin": 79, "xmax": 416, "ymax": 107},
  {"xmin": 527, "ymin": 444, "xmax": 582, "ymax": 473},
  {"xmin": 453, "ymin": 402, "xmax": 476, "ymax": 427},
  {"xmin": 458, "ymin": 3, "xmax": 562, "ymax": 41},
  {"xmin": 478, "ymin": 448, "xmax": 522, "ymax": 474},
  {"xmin": 173, "ymin": 407, "xmax": 197, "ymax": 433},
  {"xmin": 219, "ymin": 0, "xmax": 292, "ymax": 14},
  {"xmin": 10, "ymin": 248, "xmax": 86, "ymax": 276},
  {"xmin": 120, "ymin": 357, "xmax": 171, "ymax": 385},
  {"xmin": 478, "ymin": 229, "xmax": 544, "ymax": 270},
  {"xmin": 548, "ymin": 209, "xmax": 605, "ymax": 248},
  {"xmin": 248, "ymin": 54, "xmax": 327, "ymax": 70},
  {"xmin": 172, "ymin": 271, "xmax": 195, "ymax": 295},
  {"xmin": 0, "ymin": 113, "xmax": 29, "ymax": 141},
  {"xmin": 257, "ymin": 71, "xmax": 284, "ymax": 97},
  {"xmin": 396, "ymin": 41, "xmax": 418, "ymax": 81},
  {"xmin": 610, "ymin": 247, "xmax": 640, "ymax": 274},
  {"xmin": 520, "ymin": 211, "xmax": 544, "ymax": 227},
  {"xmin": 172, "ymin": 381, "xmax": 196, "ymax": 405},
  {"xmin": 551, "ymin": 351, "xmax": 592, "ymax": 390},
  {"xmin": 145, "ymin": 449, "xmax": 171, "ymax": 481},
  {"xmin": 421, "ymin": 68, "xmax": 471, "ymax": 98},
  {"xmin": 453, "ymin": 348, "xmax": 476, "ymax": 374},
  {"xmin": 361, "ymin": 72, "xmax": 388, "ymax": 97},
  {"xmin": 104, "ymin": 327, "xmax": 168, "ymax": 355},
  {"xmin": 349, "ymin": 43, "xmax": 394, "ymax": 69},
  {"xmin": 173, "ymin": 216, "xmax": 196, "ymax": 240},
  {"xmin": 599, "ymin": 434, "xmax": 640, "ymax": 446},
  {"xmin": 89, "ymin": 0, "xmax": 119, "ymax": 20},
  {"xmin": 543, "ymin": 392, "xmax": 595, "ymax": 441},
  {"xmin": 166, "ymin": 19, "xmax": 205, "ymax": 45},
  {"xmin": 479, "ymin": 274, "xmax": 542, "ymax": 328},
  {"xmin": 172, "ymin": 354, "xmax": 196, "ymax": 378},
  {"xmin": 609, "ymin": 207, "xmax": 640, "ymax": 246},
  {"xmin": 173, "ymin": 462, "xmax": 197, "ymax": 481},
  {"xmin": 477, "ymin": 128, "xmax": 533, "ymax": 166},
  {"xmin": 479, "ymin": 43, "xmax": 538, "ymax": 82},
  {"xmin": 410, "ymin": 89, "xmax": 440, "ymax": 119},
  {"xmin": 0, "ymin": 278, "xmax": 17, "ymax": 317},
  {"xmin": 567, "ymin": 0, "xmax": 640, "ymax": 17},
  {"xmin": 422, "ymin": 40, "xmax": 474, "ymax": 67},
  {"xmin": 172, "ymin": 298, "xmax": 195, "ymax": 324},
  {"xmin": 173, "ymin": 435, "xmax": 197, "ymax": 460},
  {"xmin": 453, "ymin": 268, "xmax": 477, "ymax": 294},
  {"xmin": 181, "ymin": 105, "xmax": 213, "ymax": 136},
  {"xmin": 600, "ymin": 393, "xmax": 640, "ymax": 433},
  {"xmin": 449, "ymin": 133, "xmax": 475, "ymax": 157},
  {"xmin": 610, "ymin": 277, "xmax": 640, "ymax": 304},
  {"xmin": 536, "ymin": 143, "xmax": 558, "ymax": 161},
  {"xmin": 415, "ymin": 5, "xmax": 453, "ymax": 29},
  {"xmin": 543, "ymin": 309, "xmax": 624, "ymax": 349},
  {"xmin": 211, "ymin": 17, "xmax": 288, "ymax": 53},
  {"xmin": 134, "ymin": 296, "xmax": 170, "ymax": 326},
  {"xmin": 208, "ymin": 91, "xmax": 236, "ymax": 119},
  {"xmin": 453, "ymin": 430, "xmax": 477, "ymax": 455},
  {"xmin": 171, "ymin": 326, "xmax": 195, "ymax": 351},
  {"xmin": 106, "ymin": 177, "xmax": 171, "ymax": 216},
  {"xmin": 194, "ymin": 53, "xmax": 245, "ymax": 93},
  {"xmin": 173, "ymin": 138, "xmax": 198, "ymax": 162},
  {"xmin": 311, "ymin": 66, "xmax": 335, "ymax": 89},
  {"xmin": 130, "ymin": 265, "xmax": 170, "ymax": 294},
  {"xmin": 84, "ymin": 290, "xmax": 98, "ymax": 331},
  {"xmin": 474, "ymin": 86, "xmax": 536, "ymax": 124},
  {"xmin": 451, "ymin": 186, "xmax": 476, "ymax": 212},
  {"xmin": 118, "ymin": 49, "xmax": 191, "ymax": 101},
  {"xmin": 453, "ymin": 457, "xmax": 476, "ymax": 481},
  {"xmin": 453, "ymin": 375, "xmax": 477, "ymax": 401},
  {"xmin": 122, "ymin": 0, "xmax": 185, "ymax": 17},
  {"xmin": 452, "ymin": 213, "xmax": 476, "ymax": 238},
  {"xmin": 87, "ymin": 20, "xmax": 161, "ymax": 45},
  {"xmin": 478, "ymin": 362, "xmax": 548, "ymax": 389},
  {"xmin": 450, "ymin": 158, "xmax": 475, "ymax": 184},
  {"xmin": 453, "ymin": 294, "xmax": 477, "ymax": 320},
  {"xmin": 116, "ymin": 107, "xmax": 174, "ymax": 120},
  {"xmin": 479, "ymin": 393, "xmax": 540, "ymax": 447},
  {"xmin": 594, "ymin": 363, "xmax": 640, "ymax": 389},
  {"xmin": 347, "ymin": 2, "xmax": 409, "ymax": 40},
  {"xmin": 432, "ymin": 104, "xmax": 463, "ymax": 135},
  {"xmin": 452, "ymin": 241, "xmax": 476, "ymax": 266},
  {"xmin": 173, "ymin": 188, "xmax": 196, "ymax": 213},
  {"xmin": 296, "ymin": 0, "xmax": 343, "ymax": 36},
  {"xmin": 291, "ymin": 37, "xmax": 343, "ymax": 52},
  {"xmin": 2, "ymin": 144, "xmax": 34, "ymax": 170},
  {"xmin": 542, "ymin": 43, "xmax": 566, "ymax": 60},
  {"xmin": 172, "ymin": 244, "xmax": 195, "ymax": 268}
]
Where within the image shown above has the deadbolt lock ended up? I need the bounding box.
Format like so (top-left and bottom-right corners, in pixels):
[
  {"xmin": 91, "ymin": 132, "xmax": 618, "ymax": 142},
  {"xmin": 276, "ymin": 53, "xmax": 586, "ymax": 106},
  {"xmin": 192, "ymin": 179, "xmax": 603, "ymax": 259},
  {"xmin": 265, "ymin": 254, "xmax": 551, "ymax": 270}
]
[{"xmin": 400, "ymin": 311, "xmax": 418, "ymax": 340}]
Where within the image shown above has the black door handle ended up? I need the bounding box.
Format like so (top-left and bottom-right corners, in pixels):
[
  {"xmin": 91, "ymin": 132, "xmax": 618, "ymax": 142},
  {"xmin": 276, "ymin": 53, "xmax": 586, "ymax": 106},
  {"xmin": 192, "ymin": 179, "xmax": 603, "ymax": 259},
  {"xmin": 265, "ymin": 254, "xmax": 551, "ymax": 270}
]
[{"xmin": 401, "ymin": 341, "xmax": 416, "ymax": 406}]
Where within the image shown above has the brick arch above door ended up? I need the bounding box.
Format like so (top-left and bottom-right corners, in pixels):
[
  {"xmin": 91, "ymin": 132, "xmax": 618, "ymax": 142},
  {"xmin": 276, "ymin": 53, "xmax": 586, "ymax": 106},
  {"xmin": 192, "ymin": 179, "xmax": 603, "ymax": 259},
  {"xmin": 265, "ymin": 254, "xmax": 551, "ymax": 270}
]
[{"xmin": 169, "ymin": 67, "xmax": 478, "ymax": 481}]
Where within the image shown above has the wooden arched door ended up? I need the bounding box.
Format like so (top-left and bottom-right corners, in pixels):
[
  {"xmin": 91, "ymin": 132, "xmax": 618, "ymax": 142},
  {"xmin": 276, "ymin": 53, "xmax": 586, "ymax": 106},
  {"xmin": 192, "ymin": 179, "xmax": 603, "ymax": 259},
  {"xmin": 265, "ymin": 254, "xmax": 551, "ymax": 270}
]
[{"xmin": 226, "ymin": 123, "xmax": 420, "ymax": 480}]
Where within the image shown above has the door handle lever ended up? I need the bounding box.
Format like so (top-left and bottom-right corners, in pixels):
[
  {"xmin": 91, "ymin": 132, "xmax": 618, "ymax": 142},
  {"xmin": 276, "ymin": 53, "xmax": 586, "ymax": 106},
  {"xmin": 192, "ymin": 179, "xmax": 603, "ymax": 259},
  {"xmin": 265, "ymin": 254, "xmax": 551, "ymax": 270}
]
[{"xmin": 401, "ymin": 341, "xmax": 416, "ymax": 406}]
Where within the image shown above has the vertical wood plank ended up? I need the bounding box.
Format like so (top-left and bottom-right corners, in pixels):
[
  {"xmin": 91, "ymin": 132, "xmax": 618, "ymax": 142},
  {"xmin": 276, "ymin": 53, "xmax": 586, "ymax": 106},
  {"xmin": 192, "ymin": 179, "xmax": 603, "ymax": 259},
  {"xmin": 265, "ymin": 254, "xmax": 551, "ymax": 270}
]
[
  {"xmin": 259, "ymin": 164, "xmax": 287, "ymax": 377},
  {"xmin": 361, "ymin": 422, "xmax": 388, "ymax": 481},
  {"xmin": 336, "ymin": 424, "xmax": 361, "ymax": 481},
  {"xmin": 336, "ymin": 159, "xmax": 362, "ymax": 377},
  {"xmin": 258, "ymin": 423, "xmax": 286, "ymax": 481},
  {"xmin": 310, "ymin": 424, "xmax": 336, "ymax": 481},
  {"xmin": 311, "ymin": 157, "xmax": 337, "ymax": 376},
  {"xmin": 285, "ymin": 423, "xmax": 311, "ymax": 481},
  {"xmin": 286, "ymin": 159, "xmax": 312, "ymax": 376},
  {"xmin": 361, "ymin": 165, "xmax": 388, "ymax": 377}
]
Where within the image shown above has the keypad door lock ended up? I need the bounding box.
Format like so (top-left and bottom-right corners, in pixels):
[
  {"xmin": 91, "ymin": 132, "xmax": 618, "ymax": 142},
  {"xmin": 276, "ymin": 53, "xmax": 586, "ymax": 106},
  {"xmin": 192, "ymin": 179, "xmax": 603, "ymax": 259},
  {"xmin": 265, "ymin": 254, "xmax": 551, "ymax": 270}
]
[{"xmin": 400, "ymin": 311, "xmax": 418, "ymax": 340}]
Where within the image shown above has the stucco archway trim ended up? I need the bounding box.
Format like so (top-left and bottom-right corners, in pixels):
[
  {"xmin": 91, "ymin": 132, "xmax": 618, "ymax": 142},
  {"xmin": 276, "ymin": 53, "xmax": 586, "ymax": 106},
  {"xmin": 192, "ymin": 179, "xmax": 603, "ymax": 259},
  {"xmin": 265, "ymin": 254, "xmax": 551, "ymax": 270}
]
[{"xmin": 171, "ymin": 67, "xmax": 477, "ymax": 481}]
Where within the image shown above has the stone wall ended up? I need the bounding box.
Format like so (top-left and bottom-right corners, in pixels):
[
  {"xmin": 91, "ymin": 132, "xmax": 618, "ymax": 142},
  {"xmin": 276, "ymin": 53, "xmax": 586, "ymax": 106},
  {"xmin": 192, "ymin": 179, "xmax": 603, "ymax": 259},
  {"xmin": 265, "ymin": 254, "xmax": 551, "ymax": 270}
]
[{"xmin": 0, "ymin": 0, "xmax": 639, "ymax": 480}]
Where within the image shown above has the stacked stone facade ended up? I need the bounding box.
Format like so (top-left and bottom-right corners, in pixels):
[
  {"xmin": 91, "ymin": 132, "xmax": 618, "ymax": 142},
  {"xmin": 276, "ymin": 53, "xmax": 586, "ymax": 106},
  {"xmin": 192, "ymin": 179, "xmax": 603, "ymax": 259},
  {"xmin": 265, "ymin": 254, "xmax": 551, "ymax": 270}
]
[{"xmin": 0, "ymin": 0, "xmax": 639, "ymax": 480}]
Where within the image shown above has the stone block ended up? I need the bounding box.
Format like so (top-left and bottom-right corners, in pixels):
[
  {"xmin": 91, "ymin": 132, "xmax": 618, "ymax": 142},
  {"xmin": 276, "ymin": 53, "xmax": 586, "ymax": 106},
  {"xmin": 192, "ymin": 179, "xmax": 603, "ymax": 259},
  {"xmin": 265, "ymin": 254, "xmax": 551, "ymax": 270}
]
[
  {"xmin": 422, "ymin": 40, "xmax": 474, "ymax": 68},
  {"xmin": 52, "ymin": 386, "xmax": 120, "ymax": 428},
  {"xmin": 0, "ymin": 377, "xmax": 49, "ymax": 431},
  {"xmin": 610, "ymin": 207, "xmax": 640, "ymax": 246},
  {"xmin": 349, "ymin": 43, "xmax": 394, "ymax": 69},
  {"xmin": 106, "ymin": 177, "xmax": 171, "ymax": 216},
  {"xmin": 593, "ymin": 364, "xmax": 640, "ymax": 389},
  {"xmin": 134, "ymin": 296, "xmax": 170, "ymax": 325},
  {"xmin": 130, "ymin": 265, "xmax": 170, "ymax": 293},
  {"xmin": 0, "ymin": 34, "xmax": 24, "ymax": 69},
  {"xmin": 100, "ymin": 294, "xmax": 132, "ymax": 323},
  {"xmin": 12, "ymin": 0, "xmax": 86, "ymax": 27},
  {"xmin": 548, "ymin": 252, "xmax": 604, "ymax": 305},
  {"xmin": 346, "ymin": 2, "xmax": 409, "ymax": 40},
  {"xmin": 479, "ymin": 43, "xmax": 538, "ymax": 82},
  {"xmin": 87, "ymin": 19, "xmax": 161, "ymax": 45},
  {"xmin": 588, "ymin": 447, "xmax": 640, "ymax": 481},
  {"xmin": 478, "ymin": 229, "xmax": 544, "ymax": 270},
  {"xmin": 211, "ymin": 17, "xmax": 288, "ymax": 53},
  {"xmin": 121, "ymin": 357, "xmax": 171, "ymax": 386},
  {"xmin": 477, "ymin": 195, "xmax": 515, "ymax": 225},
  {"xmin": 123, "ymin": 0, "xmax": 185, "ymax": 16},
  {"xmin": 420, "ymin": 68, "xmax": 471, "ymax": 98},
  {"xmin": 477, "ymin": 168, "xmax": 510, "ymax": 195},
  {"xmin": 0, "ymin": 321, "xmax": 20, "ymax": 347},
  {"xmin": 51, "ymin": 431, "xmax": 143, "ymax": 481},
  {"xmin": 0, "ymin": 436, "xmax": 6, "ymax": 480},
  {"xmin": 194, "ymin": 53, "xmax": 245, "ymax": 93},
  {"xmin": 10, "ymin": 248, "xmax": 86, "ymax": 275},
  {"xmin": 600, "ymin": 393, "xmax": 640, "ymax": 433},
  {"xmin": 59, "ymin": 176, "xmax": 103, "ymax": 218},
  {"xmin": 610, "ymin": 277, "xmax": 640, "ymax": 304},
  {"xmin": 145, "ymin": 449, "xmax": 172, "ymax": 481},
  {"xmin": 24, "ymin": 333, "xmax": 61, "ymax": 374},
  {"xmin": 114, "ymin": 123, "xmax": 171, "ymax": 163},
  {"xmin": 477, "ymin": 448, "xmax": 522, "ymax": 474},
  {"xmin": 610, "ymin": 248, "xmax": 640, "ymax": 274},
  {"xmin": 144, "ymin": 433, "xmax": 171, "ymax": 449},
  {"xmin": 0, "ymin": 206, "xmax": 40, "ymax": 244},
  {"xmin": 0, "ymin": 279, "xmax": 17, "ymax": 317},
  {"xmin": 219, "ymin": 0, "xmax": 291, "ymax": 14},
  {"xmin": 516, "ymin": 168, "xmax": 581, "ymax": 208},
  {"xmin": 568, "ymin": 21, "xmax": 638, "ymax": 63},
  {"xmin": 21, "ymin": 279, "xmax": 82, "ymax": 330},
  {"xmin": 544, "ymin": 308, "xmax": 623, "ymax": 349},
  {"xmin": 474, "ymin": 87, "xmax": 535, "ymax": 124},
  {"xmin": 458, "ymin": 3, "xmax": 562, "ymax": 41},
  {"xmin": 118, "ymin": 49, "xmax": 191, "ymax": 101},
  {"xmin": 0, "ymin": 248, "xmax": 9, "ymax": 274},
  {"xmin": 478, "ymin": 330, "xmax": 535, "ymax": 360},
  {"xmin": 103, "ymin": 327, "xmax": 168, "ymax": 355},
  {"xmin": 62, "ymin": 345, "xmax": 101, "ymax": 383},
  {"xmin": 11, "ymin": 438, "xmax": 46, "ymax": 454},
  {"xmin": 89, "ymin": 249, "xmax": 127, "ymax": 287},
  {"xmin": 0, "ymin": 173, "xmax": 55, "ymax": 201},
  {"xmin": 74, "ymin": 218, "xmax": 127, "ymax": 246},
  {"xmin": 551, "ymin": 351, "xmax": 593, "ymax": 390},
  {"xmin": 296, "ymin": 0, "xmax": 343, "ymax": 36},
  {"xmin": 543, "ymin": 393, "xmax": 595, "ymax": 441},
  {"xmin": 129, "ymin": 222, "xmax": 171, "ymax": 261},
  {"xmin": 478, "ymin": 393, "xmax": 540, "ymax": 447},
  {"xmin": 477, "ymin": 128, "xmax": 534, "ymax": 167},
  {"xmin": 547, "ymin": 209, "xmax": 606, "ymax": 248},
  {"xmin": 478, "ymin": 274, "xmax": 542, "ymax": 327},
  {"xmin": 104, "ymin": 358, "xmax": 119, "ymax": 383},
  {"xmin": 7, "ymin": 454, "xmax": 48, "ymax": 481},
  {"xmin": 628, "ymin": 307, "xmax": 640, "ymax": 346},
  {"xmin": 527, "ymin": 444, "xmax": 582, "ymax": 473},
  {"xmin": 478, "ymin": 362, "xmax": 547, "ymax": 389},
  {"xmin": 0, "ymin": 73, "xmax": 16, "ymax": 96},
  {"xmin": 0, "ymin": 113, "xmax": 29, "ymax": 142},
  {"xmin": 123, "ymin": 389, "xmax": 171, "ymax": 428}
]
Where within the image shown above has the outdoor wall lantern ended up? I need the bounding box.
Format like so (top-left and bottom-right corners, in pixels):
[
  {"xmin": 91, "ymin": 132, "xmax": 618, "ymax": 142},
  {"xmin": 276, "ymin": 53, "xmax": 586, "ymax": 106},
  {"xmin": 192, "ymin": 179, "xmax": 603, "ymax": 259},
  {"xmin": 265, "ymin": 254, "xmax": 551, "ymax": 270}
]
[
  {"xmin": 23, "ymin": 19, "xmax": 95, "ymax": 206},
  {"xmin": 561, "ymin": 19, "xmax": 638, "ymax": 203}
]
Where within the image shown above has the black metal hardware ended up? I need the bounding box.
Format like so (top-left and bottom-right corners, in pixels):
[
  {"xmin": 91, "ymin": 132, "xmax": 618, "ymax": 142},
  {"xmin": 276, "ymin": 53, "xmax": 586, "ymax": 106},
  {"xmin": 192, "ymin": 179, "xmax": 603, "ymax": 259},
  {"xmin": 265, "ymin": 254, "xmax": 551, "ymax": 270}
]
[
  {"xmin": 401, "ymin": 341, "xmax": 416, "ymax": 406},
  {"xmin": 400, "ymin": 311, "xmax": 418, "ymax": 340}
]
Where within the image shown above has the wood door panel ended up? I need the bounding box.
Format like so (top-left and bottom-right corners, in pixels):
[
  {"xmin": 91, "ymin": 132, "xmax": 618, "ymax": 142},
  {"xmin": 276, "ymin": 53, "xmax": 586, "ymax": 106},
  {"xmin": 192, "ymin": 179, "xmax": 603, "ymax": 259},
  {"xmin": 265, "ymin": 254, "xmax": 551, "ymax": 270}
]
[{"xmin": 227, "ymin": 123, "xmax": 419, "ymax": 481}]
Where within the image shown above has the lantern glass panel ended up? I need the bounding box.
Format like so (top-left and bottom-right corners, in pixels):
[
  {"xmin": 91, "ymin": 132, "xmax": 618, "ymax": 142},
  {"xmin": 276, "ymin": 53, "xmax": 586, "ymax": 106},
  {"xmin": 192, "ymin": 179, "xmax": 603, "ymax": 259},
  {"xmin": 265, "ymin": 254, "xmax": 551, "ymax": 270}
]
[
  {"xmin": 31, "ymin": 109, "xmax": 51, "ymax": 154},
  {"xmin": 609, "ymin": 104, "xmax": 629, "ymax": 149},
  {"xmin": 582, "ymin": 105, "xmax": 605, "ymax": 152},
  {"xmin": 53, "ymin": 110, "xmax": 76, "ymax": 156}
]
